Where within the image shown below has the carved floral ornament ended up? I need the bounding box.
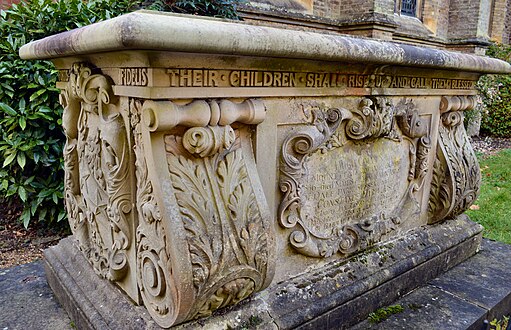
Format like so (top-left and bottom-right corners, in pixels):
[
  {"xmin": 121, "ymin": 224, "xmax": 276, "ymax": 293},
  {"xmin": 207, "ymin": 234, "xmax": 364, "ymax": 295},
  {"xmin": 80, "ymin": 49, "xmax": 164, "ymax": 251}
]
[
  {"xmin": 59, "ymin": 62, "xmax": 275, "ymax": 328},
  {"xmin": 428, "ymin": 95, "xmax": 481, "ymax": 223},
  {"xmin": 131, "ymin": 97, "xmax": 275, "ymax": 326},
  {"xmin": 57, "ymin": 62, "xmax": 481, "ymax": 328},
  {"xmin": 278, "ymin": 97, "xmax": 431, "ymax": 258},
  {"xmin": 61, "ymin": 63, "xmax": 134, "ymax": 290}
]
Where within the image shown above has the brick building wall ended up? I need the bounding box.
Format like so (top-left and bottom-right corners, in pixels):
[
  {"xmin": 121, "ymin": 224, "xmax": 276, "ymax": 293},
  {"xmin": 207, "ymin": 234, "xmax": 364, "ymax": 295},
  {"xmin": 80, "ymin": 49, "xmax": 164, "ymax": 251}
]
[
  {"xmin": 491, "ymin": 0, "xmax": 507, "ymax": 42},
  {"xmin": 374, "ymin": 0, "xmax": 394, "ymax": 16},
  {"xmin": 336, "ymin": 1, "xmax": 373, "ymax": 20},
  {"xmin": 492, "ymin": 0, "xmax": 511, "ymax": 43},
  {"xmin": 447, "ymin": 0, "xmax": 481, "ymax": 39},
  {"xmin": 243, "ymin": 0, "xmax": 511, "ymax": 53},
  {"xmin": 1, "ymin": 0, "xmax": 19, "ymax": 9},
  {"xmin": 422, "ymin": 0, "xmax": 450, "ymax": 39},
  {"xmin": 505, "ymin": 1, "xmax": 511, "ymax": 43}
]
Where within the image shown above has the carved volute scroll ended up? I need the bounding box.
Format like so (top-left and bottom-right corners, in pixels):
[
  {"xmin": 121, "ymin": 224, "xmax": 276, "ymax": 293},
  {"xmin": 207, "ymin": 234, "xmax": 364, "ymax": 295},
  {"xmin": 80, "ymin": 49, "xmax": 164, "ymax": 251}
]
[
  {"xmin": 60, "ymin": 63, "xmax": 137, "ymax": 298},
  {"xmin": 279, "ymin": 97, "xmax": 431, "ymax": 258},
  {"xmin": 428, "ymin": 96, "xmax": 481, "ymax": 224},
  {"xmin": 132, "ymin": 98, "xmax": 275, "ymax": 327}
]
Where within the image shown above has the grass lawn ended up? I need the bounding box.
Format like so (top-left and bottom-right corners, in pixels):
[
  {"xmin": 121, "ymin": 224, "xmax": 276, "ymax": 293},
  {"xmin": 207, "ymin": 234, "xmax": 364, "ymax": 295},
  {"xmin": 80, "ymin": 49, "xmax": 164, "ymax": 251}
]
[{"xmin": 466, "ymin": 148, "xmax": 511, "ymax": 245}]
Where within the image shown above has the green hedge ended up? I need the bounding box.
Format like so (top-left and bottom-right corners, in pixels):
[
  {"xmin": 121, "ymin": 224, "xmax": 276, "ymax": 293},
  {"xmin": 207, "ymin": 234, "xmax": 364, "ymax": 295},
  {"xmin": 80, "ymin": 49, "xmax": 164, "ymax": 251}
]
[
  {"xmin": 147, "ymin": 0, "xmax": 243, "ymax": 19},
  {"xmin": 0, "ymin": 0, "xmax": 243, "ymax": 228},
  {"xmin": 478, "ymin": 44, "xmax": 511, "ymax": 138},
  {"xmin": 0, "ymin": 0, "xmax": 139, "ymax": 228}
]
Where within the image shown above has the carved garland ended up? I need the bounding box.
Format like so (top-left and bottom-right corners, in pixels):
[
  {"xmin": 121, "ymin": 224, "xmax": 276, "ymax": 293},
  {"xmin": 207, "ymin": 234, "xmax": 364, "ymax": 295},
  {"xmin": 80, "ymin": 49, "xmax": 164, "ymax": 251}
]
[
  {"xmin": 428, "ymin": 96, "xmax": 481, "ymax": 223},
  {"xmin": 279, "ymin": 97, "xmax": 431, "ymax": 258},
  {"xmin": 62, "ymin": 63, "xmax": 132, "ymax": 281}
]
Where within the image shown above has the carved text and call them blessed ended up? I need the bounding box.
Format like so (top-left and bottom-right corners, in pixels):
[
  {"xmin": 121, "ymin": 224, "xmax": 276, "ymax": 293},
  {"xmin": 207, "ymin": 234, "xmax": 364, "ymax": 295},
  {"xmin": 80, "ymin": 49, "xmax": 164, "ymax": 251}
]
[{"xmin": 61, "ymin": 68, "xmax": 475, "ymax": 89}]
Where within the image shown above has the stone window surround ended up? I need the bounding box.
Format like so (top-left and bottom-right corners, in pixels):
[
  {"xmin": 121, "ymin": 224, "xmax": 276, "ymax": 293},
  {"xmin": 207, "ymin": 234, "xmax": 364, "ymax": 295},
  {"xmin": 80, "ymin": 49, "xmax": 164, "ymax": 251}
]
[{"xmin": 395, "ymin": 0, "xmax": 424, "ymax": 19}]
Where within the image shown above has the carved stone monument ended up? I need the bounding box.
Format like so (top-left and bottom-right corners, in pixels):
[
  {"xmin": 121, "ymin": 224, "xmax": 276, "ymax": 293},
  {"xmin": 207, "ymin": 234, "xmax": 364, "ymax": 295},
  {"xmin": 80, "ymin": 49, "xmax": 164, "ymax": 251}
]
[{"xmin": 20, "ymin": 11, "xmax": 511, "ymax": 329}]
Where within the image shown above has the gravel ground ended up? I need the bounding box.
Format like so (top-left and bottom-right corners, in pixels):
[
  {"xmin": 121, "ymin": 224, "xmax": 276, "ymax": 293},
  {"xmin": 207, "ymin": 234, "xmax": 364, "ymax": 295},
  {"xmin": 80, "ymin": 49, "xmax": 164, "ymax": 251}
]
[
  {"xmin": 0, "ymin": 199, "xmax": 68, "ymax": 269},
  {"xmin": 470, "ymin": 136, "xmax": 511, "ymax": 156}
]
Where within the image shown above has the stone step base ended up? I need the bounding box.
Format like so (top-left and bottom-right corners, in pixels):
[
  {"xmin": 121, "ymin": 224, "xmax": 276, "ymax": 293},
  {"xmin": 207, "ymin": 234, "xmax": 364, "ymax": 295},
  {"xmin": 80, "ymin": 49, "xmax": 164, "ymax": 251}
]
[
  {"xmin": 44, "ymin": 215, "xmax": 484, "ymax": 329},
  {"xmin": 351, "ymin": 239, "xmax": 511, "ymax": 330}
]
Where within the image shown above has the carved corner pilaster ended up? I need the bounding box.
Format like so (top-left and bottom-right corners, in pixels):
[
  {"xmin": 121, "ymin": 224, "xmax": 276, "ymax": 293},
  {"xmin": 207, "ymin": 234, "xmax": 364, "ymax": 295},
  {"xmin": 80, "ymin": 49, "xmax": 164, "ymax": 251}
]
[
  {"xmin": 427, "ymin": 95, "xmax": 481, "ymax": 224},
  {"xmin": 131, "ymin": 98, "xmax": 275, "ymax": 327},
  {"xmin": 60, "ymin": 63, "xmax": 138, "ymax": 300}
]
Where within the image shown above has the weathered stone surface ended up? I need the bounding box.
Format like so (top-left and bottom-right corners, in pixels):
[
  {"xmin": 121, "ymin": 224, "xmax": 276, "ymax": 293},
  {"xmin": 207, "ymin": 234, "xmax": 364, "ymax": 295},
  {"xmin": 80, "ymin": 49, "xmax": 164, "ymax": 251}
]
[
  {"xmin": 44, "ymin": 216, "xmax": 482, "ymax": 329},
  {"xmin": 266, "ymin": 215, "xmax": 482, "ymax": 329},
  {"xmin": 19, "ymin": 11, "xmax": 511, "ymax": 74},
  {"xmin": 352, "ymin": 239, "xmax": 511, "ymax": 330},
  {"xmin": 0, "ymin": 261, "xmax": 71, "ymax": 330},
  {"xmin": 429, "ymin": 239, "xmax": 511, "ymax": 322},
  {"xmin": 18, "ymin": 10, "xmax": 511, "ymax": 329},
  {"xmin": 351, "ymin": 285, "xmax": 487, "ymax": 330}
]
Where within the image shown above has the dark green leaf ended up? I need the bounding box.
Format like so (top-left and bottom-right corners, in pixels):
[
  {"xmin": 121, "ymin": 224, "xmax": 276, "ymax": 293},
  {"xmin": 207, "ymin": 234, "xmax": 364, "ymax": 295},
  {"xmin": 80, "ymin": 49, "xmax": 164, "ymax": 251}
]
[
  {"xmin": 0, "ymin": 103, "xmax": 17, "ymax": 116},
  {"xmin": 3, "ymin": 152, "xmax": 16, "ymax": 167}
]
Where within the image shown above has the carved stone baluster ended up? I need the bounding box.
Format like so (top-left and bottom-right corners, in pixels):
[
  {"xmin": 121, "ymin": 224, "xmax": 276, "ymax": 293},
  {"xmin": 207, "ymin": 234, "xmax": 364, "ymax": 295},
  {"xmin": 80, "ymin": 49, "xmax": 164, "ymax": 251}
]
[
  {"xmin": 132, "ymin": 98, "xmax": 275, "ymax": 327},
  {"xmin": 428, "ymin": 96, "xmax": 481, "ymax": 224}
]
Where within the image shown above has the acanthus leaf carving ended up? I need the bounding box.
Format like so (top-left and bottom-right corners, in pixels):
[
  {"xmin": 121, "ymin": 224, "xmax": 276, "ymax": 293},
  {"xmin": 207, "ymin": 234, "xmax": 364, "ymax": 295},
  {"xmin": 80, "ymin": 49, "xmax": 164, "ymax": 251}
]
[
  {"xmin": 165, "ymin": 125, "xmax": 269, "ymax": 320},
  {"xmin": 133, "ymin": 98, "xmax": 274, "ymax": 326},
  {"xmin": 428, "ymin": 96, "xmax": 481, "ymax": 223}
]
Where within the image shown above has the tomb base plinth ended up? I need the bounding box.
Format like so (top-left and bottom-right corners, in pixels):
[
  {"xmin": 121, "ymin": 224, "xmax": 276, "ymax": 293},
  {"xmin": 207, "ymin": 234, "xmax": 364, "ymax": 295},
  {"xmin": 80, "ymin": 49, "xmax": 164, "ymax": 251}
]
[{"xmin": 45, "ymin": 215, "xmax": 481, "ymax": 329}]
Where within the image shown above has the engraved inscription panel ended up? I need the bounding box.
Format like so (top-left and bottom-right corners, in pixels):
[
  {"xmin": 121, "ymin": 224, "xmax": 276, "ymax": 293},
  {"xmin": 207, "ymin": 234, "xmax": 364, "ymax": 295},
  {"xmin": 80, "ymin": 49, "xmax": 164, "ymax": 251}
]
[
  {"xmin": 107, "ymin": 67, "xmax": 476, "ymax": 90},
  {"xmin": 301, "ymin": 139, "xmax": 410, "ymax": 236},
  {"xmin": 278, "ymin": 98, "xmax": 427, "ymax": 258}
]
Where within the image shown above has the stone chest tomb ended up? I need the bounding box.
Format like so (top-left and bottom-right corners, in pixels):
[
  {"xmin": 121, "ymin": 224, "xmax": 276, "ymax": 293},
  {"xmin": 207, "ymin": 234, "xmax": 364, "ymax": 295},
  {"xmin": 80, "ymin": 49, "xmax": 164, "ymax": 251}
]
[{"xmin": 20, "ymin": 11, "xmax": 511, "ymax": 329}]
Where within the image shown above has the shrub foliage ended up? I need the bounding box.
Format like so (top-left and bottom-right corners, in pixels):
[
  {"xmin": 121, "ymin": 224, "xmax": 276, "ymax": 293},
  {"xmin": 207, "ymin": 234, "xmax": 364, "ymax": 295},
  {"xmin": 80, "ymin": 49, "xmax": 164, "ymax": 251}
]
[
  {"xmin": 146, "ymin": 0, "xmax": 243, "ymax": 19},
  {"xmin": 478, "ymin": 43, "xmax": 511, "ymax": 138},
  {"xmin": 0, "ymin": 0, "xmax": 243, "ymax": 228},
  {"xmin": 0, "ymin": 0, "xmax": 138, "ymax": 228}
]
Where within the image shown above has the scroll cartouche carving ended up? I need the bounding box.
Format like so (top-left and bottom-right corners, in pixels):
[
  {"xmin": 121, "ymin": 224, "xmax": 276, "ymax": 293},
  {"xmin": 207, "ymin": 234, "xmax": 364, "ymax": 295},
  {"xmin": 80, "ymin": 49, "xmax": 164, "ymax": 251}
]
[
  {"xmin": 61, "ymin": 63, "xmax": 136, "ymax": 296},
  {"xmin": 428, "ymin": 96, "xmax": 481, "ymax": 224},
  {"xmin": 279, "ymin": 97, "xmax": 430, "ymax": 258},
  {"xmin": 133, "ymin": 98, "xmax": 274, "ymax": 327}
]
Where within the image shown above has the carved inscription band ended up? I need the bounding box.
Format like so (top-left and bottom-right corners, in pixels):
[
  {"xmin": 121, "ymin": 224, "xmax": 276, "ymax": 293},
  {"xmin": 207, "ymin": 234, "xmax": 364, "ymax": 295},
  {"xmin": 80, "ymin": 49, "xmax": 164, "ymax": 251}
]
[
  {"xmin": 166, "ymin": 70, "xmax": 475, "ymax": 89},
  {"xmin": 60, "ymin": 68, "xmax": 476, "ymax": 90}
]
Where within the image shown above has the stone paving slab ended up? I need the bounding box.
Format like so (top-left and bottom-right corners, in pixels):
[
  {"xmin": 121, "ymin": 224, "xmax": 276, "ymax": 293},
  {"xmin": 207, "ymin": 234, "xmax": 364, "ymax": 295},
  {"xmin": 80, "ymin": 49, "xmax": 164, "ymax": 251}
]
[
  {"xmin": 351, "ymin": 239, "xmax": 511, "ymax": 330},
  {"xmin": 430, "ymin": 239, "xmax": 511, "ymax": 321},
  {"xmin": 351, "ymin": 285, "xmax": 488, "ymax": 330},
  {"xmin": 0, "ymin": 261, "xmax": 71, "ymax": 330},
  {"xmin": 1, "ymin": 238, "xmax": 509, "ymax": 330}
]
